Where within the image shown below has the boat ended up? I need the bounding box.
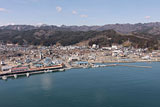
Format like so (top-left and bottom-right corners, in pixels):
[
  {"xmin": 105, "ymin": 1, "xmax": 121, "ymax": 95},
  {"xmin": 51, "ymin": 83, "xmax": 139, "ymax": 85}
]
[
  {"xmin": 26, "ymin": 73, "xmax": 30, "ymax": 77},
  {"xmin": 2, "ymin": 76, "xmax": 7, "ymax": 80},
  {"xmin": 14, "ymin": 74, "xmax": 17, "ymax": 79},
  {"xmin": 59, "ymin": 69, "xmax": 65, "ymax": 72}
]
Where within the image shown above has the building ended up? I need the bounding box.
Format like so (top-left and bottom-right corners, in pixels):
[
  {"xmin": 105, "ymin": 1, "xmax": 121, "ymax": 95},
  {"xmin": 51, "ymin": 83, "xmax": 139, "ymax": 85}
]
[
  {"xmin": 72, "ymin": 61, "xmax": 89, "ymax": 67},
  {"xmin": 92, "ymin": 44, "xmax": 99, "ymax": 49},
  {"xmin": 11, "ymin": 67, "xmax": 29, "ymax": 72},
  {"xmin": 112, "ymin": 45, "xmax": 118, "ymax": 50},
  {"xmin": 1, "ymin": 66, "xmax": 12, "ymax": 72}
]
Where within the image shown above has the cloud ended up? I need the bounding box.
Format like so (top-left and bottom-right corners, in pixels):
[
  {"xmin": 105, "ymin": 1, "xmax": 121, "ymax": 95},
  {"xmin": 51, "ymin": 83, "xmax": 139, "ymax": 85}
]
[
  {"xmin": 0, "ymin": 8, "xmax": 7, "ymax": 12},
  {"xmin": 56, "ymin": 6, "xmax": 62, "ymax": 12},
  {"xmin": 72, "ymin": 10, "xmax": 77, "ymax": 15},
  {"xmin": 80, "ymin": 14, "xmax": 88, "ymax": 18},
  {"xmin": 145, "ymin": 16, "xmax": 151, "ymax": 19}
]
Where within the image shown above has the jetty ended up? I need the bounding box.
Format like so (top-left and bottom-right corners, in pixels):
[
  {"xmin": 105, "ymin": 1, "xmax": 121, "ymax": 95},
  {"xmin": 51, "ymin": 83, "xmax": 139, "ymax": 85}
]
[
  {"xmin": 116, "ymin": 64, "xmax": 152, "ymax": 68},
  {"xmin": 93, "ymin": 64, "xmax": 152, "ymax": 68}
]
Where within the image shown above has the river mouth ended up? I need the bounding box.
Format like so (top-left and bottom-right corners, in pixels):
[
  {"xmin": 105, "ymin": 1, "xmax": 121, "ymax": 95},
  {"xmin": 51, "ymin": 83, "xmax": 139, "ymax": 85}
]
[{"xmin": 0, "ymin": 62, "xmax": 160, "ymax": 107}]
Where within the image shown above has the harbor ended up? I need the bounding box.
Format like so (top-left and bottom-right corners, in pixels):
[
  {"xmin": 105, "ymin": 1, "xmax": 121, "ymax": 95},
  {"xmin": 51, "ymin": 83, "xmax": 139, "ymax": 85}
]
[
  {"xmin": 0, "ymin": 62, "xmax": 152, "ymax": 80},
  {"xmin": 0, "ymin": 43, "xmax": 158, "ymax": 81},
  {"xmin": 0, "ymin": 62, "xmax": 159, "ymax": 107}
]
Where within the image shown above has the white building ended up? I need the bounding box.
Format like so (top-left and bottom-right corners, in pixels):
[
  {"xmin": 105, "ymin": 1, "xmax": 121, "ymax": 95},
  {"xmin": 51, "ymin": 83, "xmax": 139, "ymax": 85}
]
[
  {"xmin": 112, "ymin": 45, "xmax": 118, "ymax": 50},
  {"xmin": 1, "ymin": 66, "xmax": 12, "ymax": 72},
  {"xmin": 92, "ymin": 44, "xmax": 99, "ymax": 49}
]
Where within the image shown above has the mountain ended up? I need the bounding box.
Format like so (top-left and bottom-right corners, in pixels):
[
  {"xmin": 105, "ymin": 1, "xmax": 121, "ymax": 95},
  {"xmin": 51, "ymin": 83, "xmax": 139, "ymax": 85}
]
[
  {"xmin": 0, "ymin": 25, "xmax": 70, "ymax": 31},
  {"xmin": 0, "ymin": 22, "xmax": 160, "ymax": 50},
  {"xmin": 1, "ymin": 22, "xmax": 160, "ymax": 35},
  {"xmin": 0, "ymin": 29, "xmax": 159, "ymax": 50}
]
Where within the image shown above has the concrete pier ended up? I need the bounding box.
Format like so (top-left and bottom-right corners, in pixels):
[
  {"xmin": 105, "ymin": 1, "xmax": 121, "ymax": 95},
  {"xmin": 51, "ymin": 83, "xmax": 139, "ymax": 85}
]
[
  {"xmin": 94, "ymin": 64, "xmax": 152, "ymax": 68},
  {"xmin": 116, "ymin": 64, "xmax": 152, "ymax": 68},
  {"xmin": 0, "ymin": 69, "xmax": 65, "ymax": 80}
]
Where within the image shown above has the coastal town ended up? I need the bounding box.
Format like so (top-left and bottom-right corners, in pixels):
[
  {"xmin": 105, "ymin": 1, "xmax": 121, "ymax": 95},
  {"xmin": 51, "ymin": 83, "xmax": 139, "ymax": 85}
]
[{"xmin": 0, "ymin": 43, "xmax": 160, "ymax": 80}]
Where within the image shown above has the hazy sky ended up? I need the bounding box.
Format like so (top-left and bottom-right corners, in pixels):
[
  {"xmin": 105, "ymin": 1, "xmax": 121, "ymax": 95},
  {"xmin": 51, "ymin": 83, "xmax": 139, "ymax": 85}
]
[{"xmin": 0, "ymin": 0, "xmax": 160, "ymax": 25}]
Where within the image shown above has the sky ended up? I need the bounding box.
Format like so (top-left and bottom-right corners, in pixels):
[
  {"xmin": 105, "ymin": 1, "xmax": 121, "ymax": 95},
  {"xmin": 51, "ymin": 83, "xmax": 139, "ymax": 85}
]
[{"xmin": 0, "ymin": 0, "xmax": 160, "ymax": 26}]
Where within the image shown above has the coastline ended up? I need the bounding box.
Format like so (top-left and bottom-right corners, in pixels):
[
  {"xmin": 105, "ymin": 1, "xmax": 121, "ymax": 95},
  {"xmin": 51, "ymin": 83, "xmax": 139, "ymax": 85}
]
[
  {"xmin": 89, "ymin": 60, "xmax": 160, "ymax": 64},
  {"xmin": 1, "ymin": 60, "xmax": 159, "ymax": 80}
]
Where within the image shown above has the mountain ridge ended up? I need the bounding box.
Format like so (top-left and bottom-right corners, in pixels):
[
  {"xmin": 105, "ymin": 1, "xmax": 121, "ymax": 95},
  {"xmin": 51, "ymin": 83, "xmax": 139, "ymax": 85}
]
[
  {"xmin": 0, "ymin": 22, "xmax": 160, "ymax": 50},
  {"xmin": 1, "ymin": 22, "xmax": 160, "ymax": 34}
]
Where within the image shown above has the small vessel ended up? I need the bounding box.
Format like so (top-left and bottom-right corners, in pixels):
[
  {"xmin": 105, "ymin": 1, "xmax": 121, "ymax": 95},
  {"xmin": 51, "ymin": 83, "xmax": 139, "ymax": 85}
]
[
  {"xmin": 45, "ymin": 70, "xmax": 52, "ymax": 73},
  {"xmin": 14, "ymin": 74, "xmax": 17, "ymax": 79},
  {"xmin": 83, "ymin": 66, "xmax": 88, "ymax": 69},
  {"xmin": 26, "ymin": 73, "xmax": 30, "ymax": 77},
  {"xmin": 48, "ymin": 70, "xmax": 52, "ymax": 72},
  {"xmin": 2, "ymin": 76, "xmax": 7, "ymax": 80},
  {"xmin": 59, "ymin": 69, "xmax": 65, "ymax": 72},
  {"xmin": 92, "ymin": 65, "xmax": 99, "ymax": 68},
  {"xmin": 44, "ymin": 70, "xmax": 48, "ymax": 73}
]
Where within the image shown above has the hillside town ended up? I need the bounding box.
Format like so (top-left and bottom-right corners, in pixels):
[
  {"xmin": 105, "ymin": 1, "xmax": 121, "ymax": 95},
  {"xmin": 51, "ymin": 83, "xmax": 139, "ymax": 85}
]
[{"xmin": 0, "ymin": 43, "xmax": 160, "ymax": 74}]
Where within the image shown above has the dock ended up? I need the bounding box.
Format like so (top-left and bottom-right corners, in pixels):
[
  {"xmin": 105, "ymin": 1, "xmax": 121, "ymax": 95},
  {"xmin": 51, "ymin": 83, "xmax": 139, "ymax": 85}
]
[
  {"xmin": 0, "ymin": 64, "xmax": 65, "ymax": 80},
  {"xmin": 0, "ymin": 69, "xmax": 65, "ymax": 80}
]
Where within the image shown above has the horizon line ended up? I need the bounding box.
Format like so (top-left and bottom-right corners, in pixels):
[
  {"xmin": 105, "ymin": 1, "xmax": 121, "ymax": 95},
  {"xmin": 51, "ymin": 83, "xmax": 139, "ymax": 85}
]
[{"xmin": 1, "ymin": 21, "xmax": 160, "ymax": 27}]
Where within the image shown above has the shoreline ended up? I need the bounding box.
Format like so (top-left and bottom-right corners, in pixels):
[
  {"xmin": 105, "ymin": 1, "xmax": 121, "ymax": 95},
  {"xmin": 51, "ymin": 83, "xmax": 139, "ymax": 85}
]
[
  {"xmin": 65, "ymin": 60, "xmax": 158, "ymax": 70},
  {"xmin": 1, "ymin": 61, "xmax": 159, "ymax": 80},
  {"xmin": 89, "ymin": 60, "xmax": 160, "ymax": 64}
]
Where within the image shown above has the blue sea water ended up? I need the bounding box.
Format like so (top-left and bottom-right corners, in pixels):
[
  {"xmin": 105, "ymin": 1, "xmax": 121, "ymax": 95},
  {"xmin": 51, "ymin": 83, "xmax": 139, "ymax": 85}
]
[{"xmin": 0, "ymin": 62, "xmax": 160, "ymax": 107}]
